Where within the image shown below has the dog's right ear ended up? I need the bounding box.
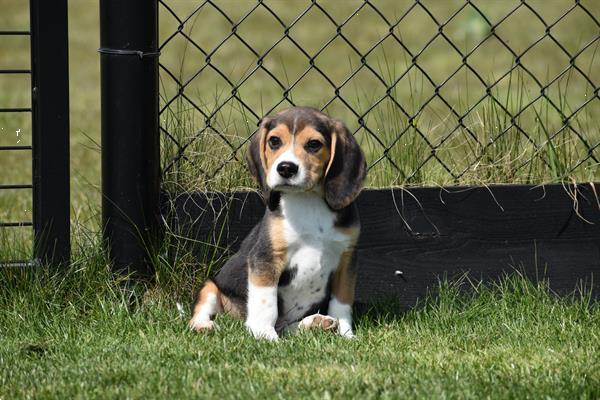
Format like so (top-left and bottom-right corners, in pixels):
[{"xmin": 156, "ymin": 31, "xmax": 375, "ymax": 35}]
[{"xmin": 246, "ymin": 116, "xmax": 272, "ymax": 196}]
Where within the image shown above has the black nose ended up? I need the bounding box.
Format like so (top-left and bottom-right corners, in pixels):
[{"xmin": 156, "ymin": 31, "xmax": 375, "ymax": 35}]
[{"xmin": 277, "ymin": 162, "xmax": 298, "ymax": 179}]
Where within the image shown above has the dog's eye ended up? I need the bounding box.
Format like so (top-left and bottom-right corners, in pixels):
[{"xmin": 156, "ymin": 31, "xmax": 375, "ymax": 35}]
[
  {"xmin": 268, "ymin": 136, "xmax": 281, "ymax": 149},
  {"xmin": 305, "ymin": 140, "xmax": 323, "ymax": 153}
]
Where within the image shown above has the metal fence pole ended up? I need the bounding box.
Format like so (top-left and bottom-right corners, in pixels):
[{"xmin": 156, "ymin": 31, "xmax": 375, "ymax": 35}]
[
  {"xmin": 99, "ymin": 0, "xmax": 160, "ymax": 278},
  {"xmin": 30, "ymin": 0, "xmax": 71, "ymax": 266}
]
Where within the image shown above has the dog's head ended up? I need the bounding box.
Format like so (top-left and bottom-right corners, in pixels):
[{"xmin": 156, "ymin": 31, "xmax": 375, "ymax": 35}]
[{"xmin": 246, "ymin": 107, "xmax": 367, "ymax": 210}]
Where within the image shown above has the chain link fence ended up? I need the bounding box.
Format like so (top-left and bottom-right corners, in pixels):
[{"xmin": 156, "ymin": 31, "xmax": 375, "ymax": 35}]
[
  {"xmin": 0, "ymin": 11, "xmax": 34, "ymax": 262},
  {"xmin": 158, "ymin": 0, "xmax": 600, "ymax": 191}
]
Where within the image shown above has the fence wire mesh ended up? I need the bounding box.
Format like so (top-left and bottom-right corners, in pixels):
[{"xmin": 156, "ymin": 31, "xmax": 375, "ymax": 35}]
[
  {"xmin": 0, "ymin": 11, "xmax": 34, "ymax": 263},
  {"xmin": 158, "ymin": 0, "xmax": 600, "ymax": 190}
]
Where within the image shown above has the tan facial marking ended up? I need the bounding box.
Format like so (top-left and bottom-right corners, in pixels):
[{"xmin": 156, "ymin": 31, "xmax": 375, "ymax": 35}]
[
  {"xmin": 261, "ymin": 120, "xmax": 333, "ymax": 189},
  {"xmin": 293, "ymin": 127, "xmax": 331, "ymax": 185},
  {"xmin": 263, "ymin": 124, "xmax": 293, "ymax": 174},
  {"xmin": 325, "ymin": 125, "xmax": 338, "ymax": 177},
  {"xmin": 331, "ymin": 250, "xmax": 357, "ymax": 305}
]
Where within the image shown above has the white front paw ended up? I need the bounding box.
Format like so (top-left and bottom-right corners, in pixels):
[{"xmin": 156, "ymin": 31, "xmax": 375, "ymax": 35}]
[
  {"xmin": 338, "ymin": 321, "xmax": 355, "ymax": 339},
  {"xmin": 340, "ymin": 329, "xmax": 355, "ymax": 339},
  {"xmin": 328, "ymin": 298, "xmax": 355, "ymax": 339},
  {"xmin": 245, "ymin": 323, "xmax": 279, "ymax": 341}
]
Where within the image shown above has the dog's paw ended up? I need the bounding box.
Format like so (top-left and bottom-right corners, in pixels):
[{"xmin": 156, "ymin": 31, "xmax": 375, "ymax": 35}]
[
  {"xmin": 189, "ymin": 319, "xmax": 216, "ymax": 332},
  {"xmin": 339, "ymin": 329, "xmax": 355, "ymax": 339},
  {"xmin": 245, "ymin": 324, "xmax": 279, "ymax": 341},
  {"xmin": 338, "ymin": 321, "xmax": 355, "ymax": 339},
  {"xmin": 298, "ymin": 314, "xmax": 339, "ymax": 332}
]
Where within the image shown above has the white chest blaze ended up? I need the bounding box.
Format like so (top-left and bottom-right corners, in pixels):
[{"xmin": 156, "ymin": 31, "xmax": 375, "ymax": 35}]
[{"xmin": 276, "ymin": 192, "xmax": 354, "ymax": 325}]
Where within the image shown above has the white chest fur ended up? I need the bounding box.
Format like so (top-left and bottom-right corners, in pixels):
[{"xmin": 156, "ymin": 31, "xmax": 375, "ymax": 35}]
[{"xmin": 276, "ymin": 192, "xmax": 355, "ymax": 326}]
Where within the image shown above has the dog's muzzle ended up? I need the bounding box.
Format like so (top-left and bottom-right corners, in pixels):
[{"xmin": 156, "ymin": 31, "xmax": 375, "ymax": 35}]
[{"xmin": 277, "ymin": 161, "xmax": 298, "ymax": 179}]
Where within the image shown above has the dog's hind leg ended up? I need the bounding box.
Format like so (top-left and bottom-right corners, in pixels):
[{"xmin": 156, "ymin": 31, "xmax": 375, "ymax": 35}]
[{"xmin": 189, "ymin": 279, "xmax": 222, "ymax": 332}]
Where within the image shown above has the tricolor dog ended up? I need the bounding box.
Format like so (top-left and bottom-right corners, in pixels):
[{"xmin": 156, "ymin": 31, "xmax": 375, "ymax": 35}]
[{"xmin": 189, "ymin": 106, "xmax": 367, "ymax": 340}]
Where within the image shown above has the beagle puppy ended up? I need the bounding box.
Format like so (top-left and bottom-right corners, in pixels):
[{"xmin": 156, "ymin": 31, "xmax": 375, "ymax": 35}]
[{"xmin": 189, "ymin": 106, "xmax": 367, "ymax": 340}]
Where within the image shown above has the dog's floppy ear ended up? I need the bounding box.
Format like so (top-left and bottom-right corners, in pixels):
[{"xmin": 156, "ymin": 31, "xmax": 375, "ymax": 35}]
[
  {"xmin": 324, "ymin": 120, "xmax": 367, "ymax": 210},
  {"xmin": 246, "ymin": 116, "xmax": 272, "ymax": 200}
]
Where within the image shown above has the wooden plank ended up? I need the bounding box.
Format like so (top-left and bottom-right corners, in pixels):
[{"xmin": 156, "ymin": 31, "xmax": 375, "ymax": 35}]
[{"xmin": 164, "ymin": 184, "xmax": 600, "ymax": 307}]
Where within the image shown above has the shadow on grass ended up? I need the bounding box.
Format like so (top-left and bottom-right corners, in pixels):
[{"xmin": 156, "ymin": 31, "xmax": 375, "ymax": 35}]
[{"xmin": 354, "ymin": 270, "xmax": 597, "ymax": 331}]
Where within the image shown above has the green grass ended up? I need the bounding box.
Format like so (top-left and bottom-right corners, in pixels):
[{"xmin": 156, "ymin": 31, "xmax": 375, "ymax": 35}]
[
  {"xmin": 1, "ymin": 248, "xmax": 598, "ymax": 399},
  {"xmin": 1, "ymin": 3, "xmax": 600, "ymax": 397},
  {"xmin": 1, "ymin": 0, "xmax": 600, "ymax": 247}
]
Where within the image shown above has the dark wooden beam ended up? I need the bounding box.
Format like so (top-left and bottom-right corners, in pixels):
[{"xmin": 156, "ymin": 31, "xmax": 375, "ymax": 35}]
[{"xmin": 165, "ymin": 184, "xmax": 600, "ymax": 307}]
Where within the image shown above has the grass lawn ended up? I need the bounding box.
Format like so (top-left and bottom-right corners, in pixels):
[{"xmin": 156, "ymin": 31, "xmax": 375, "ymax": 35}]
[
  {"xmin": 1, "ymin": 0, "xmax": 600, "ymax": 254},
  {"xmin": 1, "ymin": 254, "xmax": 599, "ymax": 399},
  {"xmin": 1, "ymin": 2, "xmax": 599, "ymax": 398}
]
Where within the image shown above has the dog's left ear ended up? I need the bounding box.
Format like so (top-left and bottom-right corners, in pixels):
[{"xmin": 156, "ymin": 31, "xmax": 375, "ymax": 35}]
[
  {"xmin": 246, "ymin": 117, "xmax": 273, "ymax": 202},
  {"xmin": 324, "ymin": 120, "xmax": 367, "ymax": 210}
]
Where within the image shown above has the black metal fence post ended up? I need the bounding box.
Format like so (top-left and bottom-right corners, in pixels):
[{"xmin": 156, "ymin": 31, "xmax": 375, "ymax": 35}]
[
  {"xmin": 30, "ymin": 0, "xmax": 71, "ymax": 266},
  {"xmin": 99, "ymin": 0, "xmax": 160, "ymax": 278}
]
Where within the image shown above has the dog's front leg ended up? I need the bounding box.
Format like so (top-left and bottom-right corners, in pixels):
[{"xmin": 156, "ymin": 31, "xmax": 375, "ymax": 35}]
[
  {"xmin": 329, "ymin": 250, "xmax": 357, "ymax": 338},
  {"xmin": 245, "ymin": 271, "xmax": 279, "ymax": 341}
]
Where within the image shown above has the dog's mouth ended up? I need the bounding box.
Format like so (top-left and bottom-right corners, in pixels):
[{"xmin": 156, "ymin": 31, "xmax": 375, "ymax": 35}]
[
  {"xmin": 270, "ymin": 183, "xmax": 306, "ymax": 192},
  {"xmin": 271, "ymin": 179, "xmax": 324, "ymax": 195}
]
